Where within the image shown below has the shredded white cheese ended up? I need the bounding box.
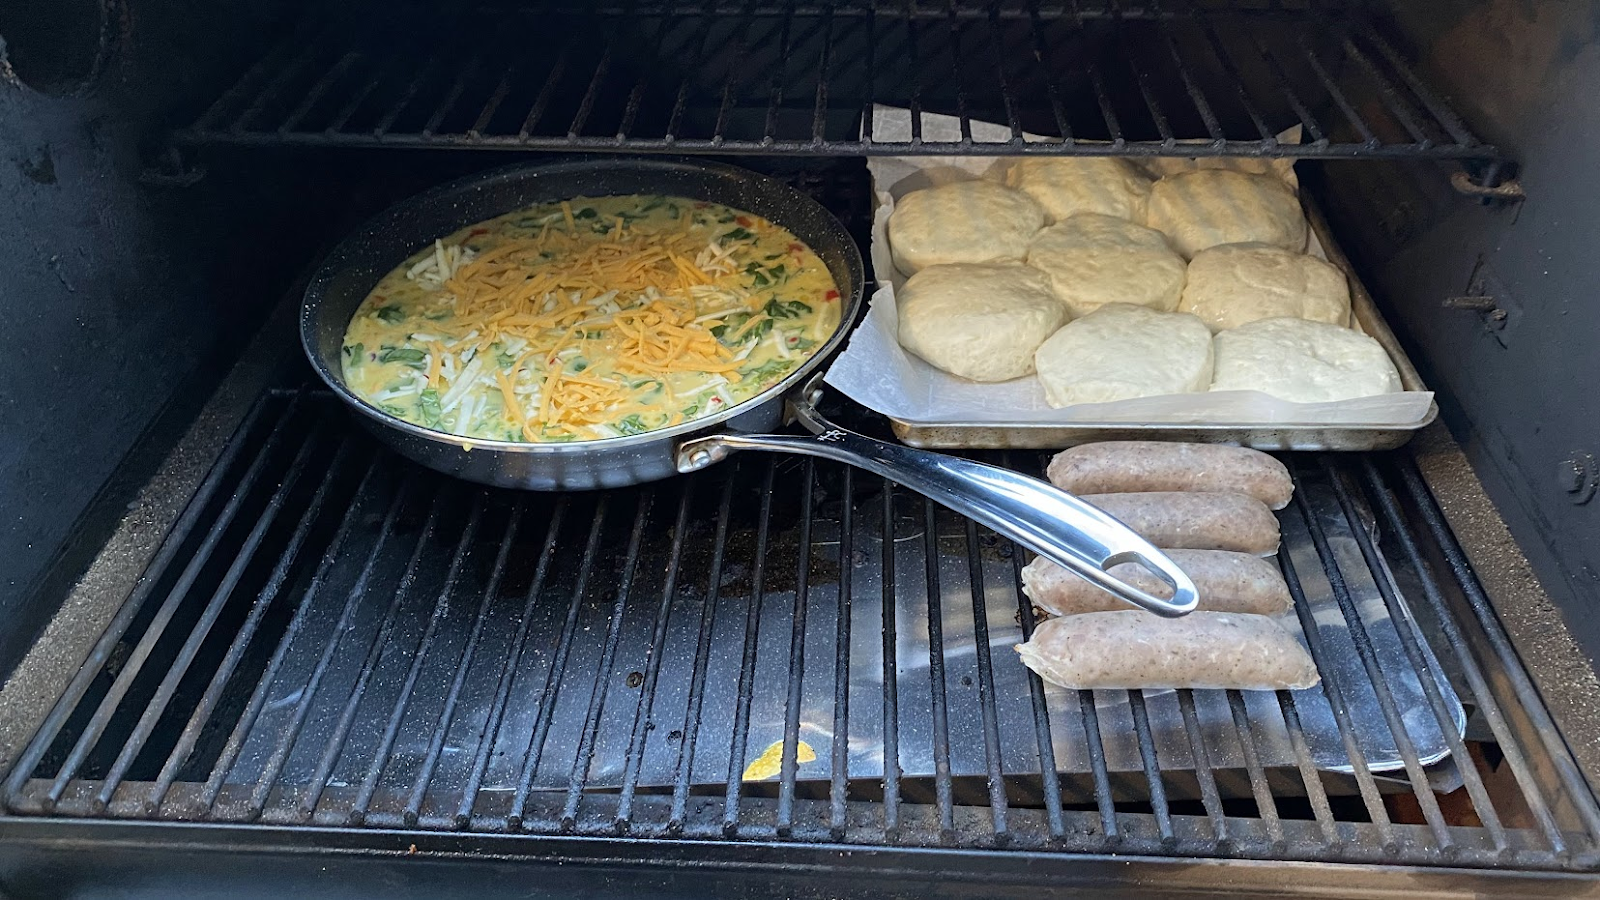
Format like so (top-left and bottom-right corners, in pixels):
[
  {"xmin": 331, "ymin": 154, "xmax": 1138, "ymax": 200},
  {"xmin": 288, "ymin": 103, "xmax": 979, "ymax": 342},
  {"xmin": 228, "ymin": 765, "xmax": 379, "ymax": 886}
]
[
  {"xmin": 441, "ymin": 355, "xmax": 486, "ymax": 413},
  {"xmin": 767, "ymin": 329, "xmax": 791, "ymax": 360},
  {"xmin": 405, "ymin": 240, "xmax": 477, "ymax": 290}
]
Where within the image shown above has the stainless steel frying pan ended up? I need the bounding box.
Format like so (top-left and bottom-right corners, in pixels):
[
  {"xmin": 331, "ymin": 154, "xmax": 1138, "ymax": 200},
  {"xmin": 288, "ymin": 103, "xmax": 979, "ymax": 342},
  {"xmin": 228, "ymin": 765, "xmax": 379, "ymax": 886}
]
[{"xmin": 301, "ymin": 158, "xmax": 1197, "ymax": 616}]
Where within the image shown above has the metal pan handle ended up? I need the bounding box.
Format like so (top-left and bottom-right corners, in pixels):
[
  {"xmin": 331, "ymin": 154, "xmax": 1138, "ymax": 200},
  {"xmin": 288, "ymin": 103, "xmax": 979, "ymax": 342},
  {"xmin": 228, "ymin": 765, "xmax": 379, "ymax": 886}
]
[{"xmin": 675, "ymin": 380, "xmax": 1198, "ymax": 618}]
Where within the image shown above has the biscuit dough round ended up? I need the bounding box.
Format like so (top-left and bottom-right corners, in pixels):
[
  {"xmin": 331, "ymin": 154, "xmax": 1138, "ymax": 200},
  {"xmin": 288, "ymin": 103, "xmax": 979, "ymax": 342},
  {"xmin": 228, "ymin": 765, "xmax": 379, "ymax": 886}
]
[
  {"xmin": 896, "ymin": 262, "xmax": 1068, "ymax": 382},
  {"xmin": 1211, "ymin": 317, "xmax": 1402, "ymax": 402},
  {"xmin": 1145, "ymin": 170, "xmax": 1308, "ymax": 258},
  {"xmin": 1179, "ymin": 243, "xmax": 1351, "ymax": 331},
  {"xmin": 887, "ymin": 180, "xmax": 1046, "ymax": 275},
  {"xmin": 1033, "ymin": 303, "xmax": 1213, "ymax": 407},
  {"xmin": 1003, "ymin": 157, "xmax": 1153, "ymax": 223},
  {"xmin": 1025, "ymin": 214, "xmax": 1188, "ymax": 317}
]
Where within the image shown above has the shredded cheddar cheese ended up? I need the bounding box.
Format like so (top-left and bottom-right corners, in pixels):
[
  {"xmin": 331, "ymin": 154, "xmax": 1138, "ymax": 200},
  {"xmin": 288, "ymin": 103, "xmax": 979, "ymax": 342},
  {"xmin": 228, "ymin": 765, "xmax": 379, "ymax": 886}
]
[{"xmin": 340, "ymin": 194, "xmax": 841, "ymax": 442}]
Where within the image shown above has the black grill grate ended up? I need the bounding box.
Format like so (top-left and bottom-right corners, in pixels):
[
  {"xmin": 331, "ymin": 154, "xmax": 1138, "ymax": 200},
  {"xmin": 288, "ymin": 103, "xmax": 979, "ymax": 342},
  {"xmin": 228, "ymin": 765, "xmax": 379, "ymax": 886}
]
[
  {"xmin": 5, "ymin": 390, "xmax": 1600, "ymax": 871},
  {"xmin": 173, "ymin": 0, "xmax": 1500, "ymax": 164}
]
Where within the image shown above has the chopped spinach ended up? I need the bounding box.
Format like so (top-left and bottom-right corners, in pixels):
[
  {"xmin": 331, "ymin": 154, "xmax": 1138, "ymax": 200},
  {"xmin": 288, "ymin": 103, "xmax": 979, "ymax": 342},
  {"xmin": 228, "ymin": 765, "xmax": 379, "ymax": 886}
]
[
  {"xmin": 747, "ymin": 260, "xmax": 790, "ymax": 288},
  {"xmin": 573, "ymin": 206, "xmax": 598, "ymax": 220},
  {"xmin": 496, "ymin": 348, "xmax": 518, "ymax": 369},
  {"xmin": 379, "ymin": 403, "xmax": 408, "ymax": 417},
  {"xmin": 711, "ymin": 314, "xmax": 772, "ymax": 345},
  {"xmin": 616, "ymin": 414, "xmax": 651, "ymax": 436},
  {"xmin": 722, "ymin": 226, "xmax": 756, "ymax": 242},
  {"xmin": 342, "ymin": 342, "xmax": 365, "ymax": 362},
  {"xmin": 378, "ymin": 347, "xmax": 428, "ymax": 366},
  {"xmin": 540, "ymin": 428, "xmax": 578, "ymax": 443},
  {"xmin": 418, "ymin": 389, "xmax": 443, "ymax": 427},
  {"xmin": 681, "ymin": 403, "xmax": 700, "ymax": 418},
  {"xmin": 763, "ymin": 297, "xmax": 812, "ymax": 320},
  {"xmin": 742, "ymin": 358, "xmax": 797, "ymax": 384},
  {"xmin": 374, "ymin": 304, "xmax": 406, "ymax": 324},
  {"xmin": 570, "ymin": 357, "xmax": 589, "ymax": 373}
]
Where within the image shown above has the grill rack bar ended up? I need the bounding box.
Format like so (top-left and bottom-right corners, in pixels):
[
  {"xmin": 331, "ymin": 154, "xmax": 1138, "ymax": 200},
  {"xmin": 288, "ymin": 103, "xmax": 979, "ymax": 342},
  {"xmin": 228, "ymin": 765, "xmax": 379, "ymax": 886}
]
[
  {"xmin": 964, "ymin": 517, "xmax": 1011, "ymax": 842},
  {"xmin": 878, "ymin": 479, "xmax": 903, "ymax": 835},
  {"xmin": 921, "ymin": 499, "xmax": 957, "ymax": 836},
  {"xmin": 776, "ymin": 462, "xmax": 816, "ymax": 835},
  {"xmin": 173, "ymin": 0, "xmax": 1501, "ymax": 165},
  {"xmin": 668, "ymin": 476, "xmax": 736, "ymax": 831},
  {"xmin": 827, "ymin": 466, "xmax": 854, "ymax": 837},
  {"xmin": 721, "ymin": 466, "xmax": 776, "ymax": 835},
  {"xmin": 1004, "ymin": 463, "xmax": 1067, "ymax": 841}
]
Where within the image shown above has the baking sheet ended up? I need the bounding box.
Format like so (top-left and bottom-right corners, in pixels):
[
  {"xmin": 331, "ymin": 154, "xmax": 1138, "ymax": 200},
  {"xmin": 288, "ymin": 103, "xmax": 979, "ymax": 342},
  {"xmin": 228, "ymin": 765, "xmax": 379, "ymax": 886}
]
[{"xmin": 824, "ymin": 106, "xmax": 1436, "ymax": 431}]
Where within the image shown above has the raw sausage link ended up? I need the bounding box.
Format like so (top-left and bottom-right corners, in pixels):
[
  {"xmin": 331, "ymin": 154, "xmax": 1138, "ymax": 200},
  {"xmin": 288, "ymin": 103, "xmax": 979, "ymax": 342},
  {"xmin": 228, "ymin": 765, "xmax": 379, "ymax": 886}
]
[
  {"xmin": 1015, "ymin": 610, "xmax": 1319, "ymax": 691},
  {"xmin": 1081, "ymin": 491, "xmax": 1281, "ymax": 556},
  {"xmin": 1021, "ymin": 549, "xmax": 1290, "ymax": 617},
  {"xmin": 1048, "ymin": 441, "xmax": 1294, "ymax": 509}
]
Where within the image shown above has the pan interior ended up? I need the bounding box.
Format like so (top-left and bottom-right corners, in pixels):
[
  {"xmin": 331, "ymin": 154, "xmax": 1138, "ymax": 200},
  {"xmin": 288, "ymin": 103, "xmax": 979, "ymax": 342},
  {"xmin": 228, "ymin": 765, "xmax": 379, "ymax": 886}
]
[{"xmin": 302, "ymin": 159, "xmax": 865, "ymax": 450}]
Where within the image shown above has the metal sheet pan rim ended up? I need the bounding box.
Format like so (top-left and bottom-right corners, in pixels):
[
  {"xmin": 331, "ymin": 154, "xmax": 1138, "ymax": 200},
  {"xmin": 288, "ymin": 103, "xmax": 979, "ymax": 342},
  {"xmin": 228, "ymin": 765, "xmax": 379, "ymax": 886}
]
[{"xmin": 890, "ymin": 407, "xmax": 1440, "ymax": 433}]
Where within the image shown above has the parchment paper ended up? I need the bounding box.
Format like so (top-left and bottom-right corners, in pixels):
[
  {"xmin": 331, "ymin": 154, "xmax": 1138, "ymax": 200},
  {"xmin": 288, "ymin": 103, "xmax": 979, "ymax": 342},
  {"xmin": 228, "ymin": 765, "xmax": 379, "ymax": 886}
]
[{"xmin": 825, "ymin": 107, "xmax": 1435, "ymax": 428}]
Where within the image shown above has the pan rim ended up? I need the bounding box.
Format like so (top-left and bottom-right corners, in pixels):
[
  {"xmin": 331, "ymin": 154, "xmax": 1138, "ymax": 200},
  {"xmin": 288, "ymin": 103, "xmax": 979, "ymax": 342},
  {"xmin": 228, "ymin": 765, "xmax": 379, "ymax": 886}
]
[{"xmin": 301, "ymin": 156, "xmax": 865, "ymax": 455}]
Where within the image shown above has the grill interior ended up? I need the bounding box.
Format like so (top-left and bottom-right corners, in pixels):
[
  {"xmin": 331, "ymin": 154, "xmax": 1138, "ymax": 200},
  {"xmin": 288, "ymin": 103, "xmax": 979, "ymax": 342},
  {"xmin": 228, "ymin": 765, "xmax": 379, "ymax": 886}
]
[
  {"xmin": 2, "ymin": 0, "xmax": 1591, "ymax": 892},
  {"xmin": 174, "ymin": 0, "xmax": 1499, "ymax": 165}
]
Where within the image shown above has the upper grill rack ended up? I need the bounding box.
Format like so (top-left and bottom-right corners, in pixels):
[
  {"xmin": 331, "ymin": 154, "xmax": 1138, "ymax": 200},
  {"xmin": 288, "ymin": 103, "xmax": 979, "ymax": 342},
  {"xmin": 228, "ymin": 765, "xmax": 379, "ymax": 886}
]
[
  {"xmin": 173, "ymin": 0, "xmax": 1499, "ymax": 164},
  {"xmin": 4, "ymin": 390, "xmax": 1598, "ymax": 872}
]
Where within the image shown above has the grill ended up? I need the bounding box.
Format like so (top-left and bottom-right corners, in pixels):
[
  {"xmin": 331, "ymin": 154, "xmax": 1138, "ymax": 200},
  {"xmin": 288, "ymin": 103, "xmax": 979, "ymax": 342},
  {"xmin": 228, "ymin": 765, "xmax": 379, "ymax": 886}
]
[
  {"xmin": 5, "ymin": 383, "xmax": 1598, "ymax": 872},
  {"xmin": 173, "ymin": 0, "xmax": 1500, "ymax": 169},
  {"xmin": 4, "ymin": 0, "xmax": 1593, "ymax": 893}
]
